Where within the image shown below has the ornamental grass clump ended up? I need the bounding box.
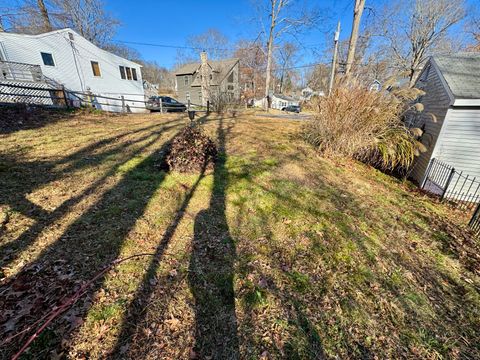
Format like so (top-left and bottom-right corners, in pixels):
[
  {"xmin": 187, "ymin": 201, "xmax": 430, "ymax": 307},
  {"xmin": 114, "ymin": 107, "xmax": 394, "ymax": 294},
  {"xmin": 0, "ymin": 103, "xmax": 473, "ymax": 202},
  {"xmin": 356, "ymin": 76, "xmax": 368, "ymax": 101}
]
[
  {"xmin": 166, "ymin": 124, "xmax": 217, "ymax": 173},
  {"xmin": 303, "ymin": 80, "xmax": 427, "ymax": 173}
]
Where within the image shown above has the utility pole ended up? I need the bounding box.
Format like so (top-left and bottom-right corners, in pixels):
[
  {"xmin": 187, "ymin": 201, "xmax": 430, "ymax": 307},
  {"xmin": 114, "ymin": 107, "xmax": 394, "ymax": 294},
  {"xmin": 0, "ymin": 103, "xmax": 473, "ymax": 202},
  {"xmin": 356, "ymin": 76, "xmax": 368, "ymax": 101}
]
[
  {"xmin": 200, "ymin": 51, "xmax": 210, "ymax": 107},
  {"xmin": 345, "ymin": 0, "xmax": 366, "ymax": 76},
  {"xmin": 328, "ymin": 21, "xmax": 341, "ymax": 96}
]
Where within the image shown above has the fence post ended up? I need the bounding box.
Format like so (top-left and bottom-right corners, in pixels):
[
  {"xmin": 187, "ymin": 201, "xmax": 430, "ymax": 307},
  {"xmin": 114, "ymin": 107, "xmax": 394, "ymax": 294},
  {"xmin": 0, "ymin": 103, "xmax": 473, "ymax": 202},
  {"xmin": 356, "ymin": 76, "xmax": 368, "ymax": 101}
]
[
  {"xmin": 207, "ymin": 100, "xmax": 210, "ymax": 115},
  {"xmin": 441, "ymin": 167, "xmax": 456, "ymax": 201},
  {"xmin": 159, "ymin": 99, "xmax": 163, "ymax": 114},
  {"xmin": 469, "ymin": 202, "xmax": 480, "ymax": 227},
  {"xmin": 62, "ymin": 86, "xmax": 70, "ymax": 109},
  {"xmin": 121, "ymin": 96, "xmax": 126, "ymax": 113},
  {"xmin": 420, "ymin": 158, "xmax": 435, "ymax": 189},
  {"xmin": 188, "ymin": 99, "xmax": 191, "ymax": 111}
]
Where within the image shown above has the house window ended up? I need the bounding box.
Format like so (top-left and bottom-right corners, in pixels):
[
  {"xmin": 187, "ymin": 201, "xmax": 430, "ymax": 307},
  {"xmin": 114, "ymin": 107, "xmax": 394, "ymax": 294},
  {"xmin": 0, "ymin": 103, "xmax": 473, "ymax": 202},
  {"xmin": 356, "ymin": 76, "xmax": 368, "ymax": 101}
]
[
  {"xmin": 184, "ymin": 75, "xmax": 189, "ymax": 86},
  {"xmin": 126, "ymin": 67, "xmax": 132, "ymax": 80},
  {"xmin": 41, "ymin": 52, "xmax": 55, "ymax": 66},
  {"xmin": 119, "ymin": 66, "xmax": 126, "ymax": 79},
  {"xmin": 209, "ymin": 74, "xmax": 213, "ymax": 80},
  {"xmin": 227, "ymin": 84, "xmax": 234, "ymax": 91},
  {"xmin": 91, "ymin": 61, "xmax": 101, "ymax": 77},
  {"xmin": 132, "ymin": 68, "xmax": 138, "ymax": 81}
]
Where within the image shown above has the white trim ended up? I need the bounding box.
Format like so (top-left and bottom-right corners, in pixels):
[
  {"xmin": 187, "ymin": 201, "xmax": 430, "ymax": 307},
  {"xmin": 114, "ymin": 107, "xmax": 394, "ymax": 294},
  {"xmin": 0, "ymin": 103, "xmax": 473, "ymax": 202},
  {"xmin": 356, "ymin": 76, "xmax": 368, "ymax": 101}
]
[
  {"xmin": 453, "ymin": 99, "xmax": 480, "ymax": 107},
  {"xmin": 429, "ymin": 58, "xmax": 455, "ymax": 106}
]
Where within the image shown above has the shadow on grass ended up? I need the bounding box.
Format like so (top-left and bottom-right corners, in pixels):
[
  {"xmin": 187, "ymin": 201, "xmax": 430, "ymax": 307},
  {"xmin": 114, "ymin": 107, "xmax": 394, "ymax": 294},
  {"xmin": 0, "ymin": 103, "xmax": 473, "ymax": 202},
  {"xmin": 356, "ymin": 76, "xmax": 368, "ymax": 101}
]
[
  {"xmin": 0, "ymin": 119, "xmax": 183, "ymax": 359},
  {"xmin": 108, "ymin": 117, "xmax": 240, "ymax": 359},
  {"xmin": 0, "ymin": 118, "xmax": 184, "ymax": 269},
  {"xmin": 188, "ymin": 118, "xmax": 239, "ymax": 358}
]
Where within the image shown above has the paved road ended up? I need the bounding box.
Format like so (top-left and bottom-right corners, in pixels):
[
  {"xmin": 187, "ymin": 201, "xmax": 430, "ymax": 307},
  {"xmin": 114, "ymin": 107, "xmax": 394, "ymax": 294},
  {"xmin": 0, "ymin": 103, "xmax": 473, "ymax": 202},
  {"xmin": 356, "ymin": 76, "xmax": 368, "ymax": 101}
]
[{"xmin": 254, "ymin": 112, "xmax": 312, "ymax": 121}]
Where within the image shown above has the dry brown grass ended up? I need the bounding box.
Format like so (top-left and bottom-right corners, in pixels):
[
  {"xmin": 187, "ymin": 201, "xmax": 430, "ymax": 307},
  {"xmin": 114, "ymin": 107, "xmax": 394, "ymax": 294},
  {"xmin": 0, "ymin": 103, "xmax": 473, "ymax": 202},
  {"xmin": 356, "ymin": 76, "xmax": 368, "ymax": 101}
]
[
  {"xmin": 303, "ymin": 83, "xmax": 425, "ymax": 172},
  {"xmin": 0, "ymin": 111, "xmax": 479, "ymax": 359}
]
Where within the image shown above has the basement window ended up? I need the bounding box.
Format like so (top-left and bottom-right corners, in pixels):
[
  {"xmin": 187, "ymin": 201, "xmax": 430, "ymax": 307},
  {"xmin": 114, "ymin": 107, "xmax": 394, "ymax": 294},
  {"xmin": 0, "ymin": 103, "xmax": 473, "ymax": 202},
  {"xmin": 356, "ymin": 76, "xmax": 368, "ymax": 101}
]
[
  {"xmin": 119, "ymin": 66, "xmax": 126, "ymax": 79},
  {"xmin": 91, "ymin": 61, "xmax": 101, "ymax": 77},
  {"xmin": 41, "ymin": 52, "xmax": 55, "ymax": 66}
]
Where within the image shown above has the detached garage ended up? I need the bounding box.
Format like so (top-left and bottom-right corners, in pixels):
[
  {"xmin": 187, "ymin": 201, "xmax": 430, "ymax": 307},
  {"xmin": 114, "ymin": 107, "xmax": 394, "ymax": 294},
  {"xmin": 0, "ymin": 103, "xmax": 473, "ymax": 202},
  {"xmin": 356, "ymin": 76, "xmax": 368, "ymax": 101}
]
[{"xmin": 409, "ymin": 53, "xmax": 480, "ymax": 191}]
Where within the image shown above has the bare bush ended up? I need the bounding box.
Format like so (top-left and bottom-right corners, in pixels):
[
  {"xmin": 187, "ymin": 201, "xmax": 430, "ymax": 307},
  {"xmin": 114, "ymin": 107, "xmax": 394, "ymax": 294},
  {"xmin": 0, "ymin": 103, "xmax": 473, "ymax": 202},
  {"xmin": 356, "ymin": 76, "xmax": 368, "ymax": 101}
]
[
  {"xmin": 209, "ymin": 92, "xmax": 240, "ymax": 113},
  {"xmin": 303, "ymin": 81, "xmax": 426, "ymax": 172}
]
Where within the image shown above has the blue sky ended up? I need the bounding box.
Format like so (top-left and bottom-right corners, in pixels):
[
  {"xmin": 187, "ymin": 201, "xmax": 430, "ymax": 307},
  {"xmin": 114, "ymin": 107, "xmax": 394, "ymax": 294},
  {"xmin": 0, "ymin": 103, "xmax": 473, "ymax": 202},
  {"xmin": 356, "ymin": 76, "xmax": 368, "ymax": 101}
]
[
  {"xmin": 1, "ymin": 0, "xmax": 478, "ymax": 68},
  {"xmin": 104, "ymin": 0, "xmax": 358, "ymax": 68}
]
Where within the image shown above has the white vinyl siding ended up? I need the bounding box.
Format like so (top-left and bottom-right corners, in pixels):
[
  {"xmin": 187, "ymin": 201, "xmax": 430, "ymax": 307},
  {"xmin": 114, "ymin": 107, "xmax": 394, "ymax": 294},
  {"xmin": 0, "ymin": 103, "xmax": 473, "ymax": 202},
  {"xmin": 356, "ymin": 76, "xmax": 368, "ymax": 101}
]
[
  {"xmin": 433, "ymin": 108, "xmax": 480, "ymax": 177},
  {"xmin": 0, "ymin": 29, "xmax": 146, "ymax": 113}
]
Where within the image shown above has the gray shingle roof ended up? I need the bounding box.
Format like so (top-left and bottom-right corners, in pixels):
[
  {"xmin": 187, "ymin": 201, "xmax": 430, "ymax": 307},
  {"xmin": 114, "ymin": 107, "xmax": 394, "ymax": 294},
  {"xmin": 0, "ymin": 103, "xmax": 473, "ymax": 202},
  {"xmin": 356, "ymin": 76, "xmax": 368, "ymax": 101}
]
[
  {"xmin": 434, "ymin": 53, "xmax": 480, "ymax": 99},
  {"xmin": 174, "ymin": 58, "xmax": 239, "ymax": 86}
]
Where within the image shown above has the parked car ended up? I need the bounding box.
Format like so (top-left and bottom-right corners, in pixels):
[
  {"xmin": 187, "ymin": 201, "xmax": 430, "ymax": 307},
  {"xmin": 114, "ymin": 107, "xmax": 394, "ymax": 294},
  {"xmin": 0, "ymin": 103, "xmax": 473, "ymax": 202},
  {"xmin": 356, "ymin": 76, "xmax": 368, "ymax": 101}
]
[
  {"xmin": 282, "ymin": 105, "xmax": 301, "ymax": 113},
  {"xmin": 146, "ymin": 96, "xmax": 186, "ymax": 112}
]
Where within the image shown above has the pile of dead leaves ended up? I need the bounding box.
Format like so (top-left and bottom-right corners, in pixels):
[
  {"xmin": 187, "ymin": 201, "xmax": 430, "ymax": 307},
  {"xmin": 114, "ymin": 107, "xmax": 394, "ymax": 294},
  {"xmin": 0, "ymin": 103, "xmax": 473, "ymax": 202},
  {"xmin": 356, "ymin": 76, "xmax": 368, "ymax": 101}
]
[{"xmin": 165, "ymin": 125, "xmax": 217, "ymax": 173}]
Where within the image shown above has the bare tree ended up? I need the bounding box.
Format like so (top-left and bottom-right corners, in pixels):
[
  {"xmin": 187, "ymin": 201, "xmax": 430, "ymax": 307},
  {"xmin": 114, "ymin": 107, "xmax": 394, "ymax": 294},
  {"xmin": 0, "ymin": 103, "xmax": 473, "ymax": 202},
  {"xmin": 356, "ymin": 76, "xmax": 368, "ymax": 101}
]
[
  {"xmin": 175, "ymin": 28, "xmax": 230, "ymax": 65},
  {"xmin": 234, "ymin": 40, "xmax": 267, "ymax": 100},
  {"xmin": 37, "ymin": 0, "xmax": 52, "ymax": 32},
  {"xmin": 377, "ymin": 0, "xmax": 465, "ymax": 87},
  {"xmin": 9, "ymin": 0, "xmax": 119, "ymax": 47},
  {"xmin": 256, "ymin": 0, "xmax": 319, "ymax": 109},
  {"xmin": 276, "ymin": 42, "xmax": 298, "ymax": 93},
  {"xmin": 345, "ymin": 0, "xmax": 366, "ymax": 75}
]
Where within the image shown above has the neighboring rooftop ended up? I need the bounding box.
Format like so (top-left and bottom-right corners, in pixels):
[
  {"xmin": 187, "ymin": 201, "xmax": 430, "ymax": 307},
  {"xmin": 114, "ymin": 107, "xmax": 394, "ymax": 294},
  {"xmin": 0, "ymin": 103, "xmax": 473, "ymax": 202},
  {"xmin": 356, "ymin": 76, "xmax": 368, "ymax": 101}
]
[
  {"xmin": 174, "ymin": 58, "xmax": 239, "ymax": 86},
  {"xmin": 433, "ymin": 53, "xmax": 480, "ymax": 100}
]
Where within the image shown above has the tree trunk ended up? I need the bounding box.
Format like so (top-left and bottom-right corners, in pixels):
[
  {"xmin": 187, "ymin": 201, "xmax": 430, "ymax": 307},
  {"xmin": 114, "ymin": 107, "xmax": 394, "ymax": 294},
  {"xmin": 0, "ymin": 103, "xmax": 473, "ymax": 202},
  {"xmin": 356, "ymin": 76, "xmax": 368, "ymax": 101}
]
[
  {"xmin": 0, "ymin": 17, "xmax": 4, "ymax": 32},
  {"xmin": 264, "ymin": 1, "xmax": 276, "ymax": 111},
  {"xmin": 37, "ymin": 0, "xmax": 53, "ymax": 32},
  {"xmin": 345, "ymin": 0, "xmax": 365, "ymax": 76}
]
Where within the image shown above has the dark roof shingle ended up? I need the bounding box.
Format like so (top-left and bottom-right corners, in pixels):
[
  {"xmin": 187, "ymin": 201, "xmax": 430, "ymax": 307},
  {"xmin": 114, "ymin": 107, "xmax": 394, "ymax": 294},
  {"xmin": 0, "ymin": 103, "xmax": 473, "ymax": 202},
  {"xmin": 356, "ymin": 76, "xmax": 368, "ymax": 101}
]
[{"xmin": 434, "ymin": 53, "xmax": 480, "ymax": 99}]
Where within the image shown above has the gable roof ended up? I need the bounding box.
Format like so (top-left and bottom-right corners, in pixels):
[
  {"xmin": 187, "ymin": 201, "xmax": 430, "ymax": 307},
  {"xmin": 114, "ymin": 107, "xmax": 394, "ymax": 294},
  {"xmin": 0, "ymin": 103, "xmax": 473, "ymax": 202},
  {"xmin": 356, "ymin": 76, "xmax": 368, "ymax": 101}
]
[
  {"xmin": 432, "ymin": 53, "xmax": 480, "ymax": 100},
  {"xmin": 174, "ymin": 58, "xmax": 239, "ymax": 85},
  {"xmin": 0, "ymin": 28, "xmax": 142, "ymax": 67}
]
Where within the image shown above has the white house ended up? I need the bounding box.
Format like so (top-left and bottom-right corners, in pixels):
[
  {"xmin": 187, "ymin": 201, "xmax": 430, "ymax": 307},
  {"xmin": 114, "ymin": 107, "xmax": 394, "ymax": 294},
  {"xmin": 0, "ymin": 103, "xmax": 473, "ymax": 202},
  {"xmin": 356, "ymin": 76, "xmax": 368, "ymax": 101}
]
[
  {"xmin": 0, "ymin": 28, "xmax": 146, "ymax": 112},
  {"xmin": 409, "ymin": 54, "xmax": 480, "ymax": 197},
  {"xmin": 254, "ymin": 93, "xmax": 300, "ymax": 110}
]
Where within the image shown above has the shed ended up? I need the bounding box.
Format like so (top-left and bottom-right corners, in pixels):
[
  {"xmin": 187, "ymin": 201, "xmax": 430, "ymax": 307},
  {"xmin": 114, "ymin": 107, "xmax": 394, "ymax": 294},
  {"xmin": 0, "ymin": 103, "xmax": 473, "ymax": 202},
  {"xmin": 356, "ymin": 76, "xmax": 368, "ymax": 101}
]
[{"xmin": 409, "ymin": 54, "xmax": 480, "ymax": 189}]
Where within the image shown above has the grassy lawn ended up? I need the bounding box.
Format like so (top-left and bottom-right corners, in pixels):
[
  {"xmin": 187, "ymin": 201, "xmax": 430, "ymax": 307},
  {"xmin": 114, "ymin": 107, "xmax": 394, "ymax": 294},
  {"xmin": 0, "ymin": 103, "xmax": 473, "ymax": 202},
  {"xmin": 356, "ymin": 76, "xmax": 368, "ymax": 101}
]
[{"xmin": 1, "ymin": 111, "xmax": 479, "ymax": 359}]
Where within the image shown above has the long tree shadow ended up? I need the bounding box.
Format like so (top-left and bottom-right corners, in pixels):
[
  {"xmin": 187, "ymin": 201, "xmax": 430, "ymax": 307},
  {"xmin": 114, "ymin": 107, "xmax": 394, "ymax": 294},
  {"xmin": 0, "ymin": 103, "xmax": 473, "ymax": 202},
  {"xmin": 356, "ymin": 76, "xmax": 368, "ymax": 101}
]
[
  {"xmin": 188, "ymin": 118, "xmax": 239, "ymax": 359},
  {"xmin": 0, "ymin": 118, "xmax": 184, "ymax": 269},
  {"xmin": 0, "ymin": 123, "xmax": 183, "ymax": 359}
]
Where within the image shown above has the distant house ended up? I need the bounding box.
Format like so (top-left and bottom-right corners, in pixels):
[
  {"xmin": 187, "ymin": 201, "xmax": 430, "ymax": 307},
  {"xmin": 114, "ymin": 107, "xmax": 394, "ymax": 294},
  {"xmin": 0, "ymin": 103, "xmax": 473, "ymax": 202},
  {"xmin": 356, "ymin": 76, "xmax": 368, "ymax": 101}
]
[
  {"xmin": 409, "ymin": 54, "xmax": 480, "ymax": 186},
  {"xmin": 174, "ymin": 58, "xmax": 240, "ymax": 105},
  {"xmin": 300, "ymin": 87, "xmax": 324, "ymax": 101},
  {"xmin": 0, "ymin": 28, "xmax": 146, "ymax": 112},
  {"xmin": 254, "ymin": 93, "xmax": 300, "ymax": 110}
]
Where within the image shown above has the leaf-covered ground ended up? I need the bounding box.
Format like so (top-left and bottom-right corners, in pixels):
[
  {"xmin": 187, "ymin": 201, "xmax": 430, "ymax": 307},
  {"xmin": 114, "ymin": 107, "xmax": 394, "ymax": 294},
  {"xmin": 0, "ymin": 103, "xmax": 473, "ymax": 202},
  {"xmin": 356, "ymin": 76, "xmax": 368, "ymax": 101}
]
[{"xmin": 0, "ymin": 111, "xmax": 479, "ymax": 359}]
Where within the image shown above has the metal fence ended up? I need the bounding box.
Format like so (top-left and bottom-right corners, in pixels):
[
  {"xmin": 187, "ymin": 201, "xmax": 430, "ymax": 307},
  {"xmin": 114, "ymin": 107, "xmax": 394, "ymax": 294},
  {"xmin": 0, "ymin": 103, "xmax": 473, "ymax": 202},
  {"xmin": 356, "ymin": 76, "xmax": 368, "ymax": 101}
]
[
  {"xmin": 421, "ymin": 158, "xmax": 480, "ymax": 232},
  {"xmin": 469, "ymin": 203, "xmax": 480, "ymax": 236}
]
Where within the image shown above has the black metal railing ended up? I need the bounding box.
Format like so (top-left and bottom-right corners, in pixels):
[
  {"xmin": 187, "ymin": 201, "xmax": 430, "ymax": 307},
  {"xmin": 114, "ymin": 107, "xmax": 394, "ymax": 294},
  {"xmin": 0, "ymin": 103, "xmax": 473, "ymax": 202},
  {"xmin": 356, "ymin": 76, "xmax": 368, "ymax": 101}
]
[
  {"xmin": 469, "ymin": 203, "xmax": 480, "ymax": 236},
  {"xmin": 421, "ymin": 158, "xmax": 480, "ymax": 233}
]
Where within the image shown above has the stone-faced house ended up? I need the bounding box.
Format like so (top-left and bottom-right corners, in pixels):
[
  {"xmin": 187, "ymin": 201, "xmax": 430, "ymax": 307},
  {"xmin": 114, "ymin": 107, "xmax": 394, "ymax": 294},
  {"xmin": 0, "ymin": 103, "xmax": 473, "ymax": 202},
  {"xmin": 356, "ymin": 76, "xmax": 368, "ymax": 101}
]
[{"xmin": 174, "ymin": 57, "xmax": 240, "ymax": 105}]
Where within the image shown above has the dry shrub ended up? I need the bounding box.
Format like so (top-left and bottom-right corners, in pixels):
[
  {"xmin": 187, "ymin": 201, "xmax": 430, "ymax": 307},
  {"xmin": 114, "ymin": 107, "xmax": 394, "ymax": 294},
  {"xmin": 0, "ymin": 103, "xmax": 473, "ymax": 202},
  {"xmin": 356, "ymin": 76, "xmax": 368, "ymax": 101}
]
[
  {"xmin": 303, "ymin": 82, "xmax": 425, "ymax": 172},
  {"xmin": 210, "ymin": 91, "xmax": 240, "ymax": 113},
  {"xmin": 166, "ymin": 124, "xmax": 217, "ymax": 172}
]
